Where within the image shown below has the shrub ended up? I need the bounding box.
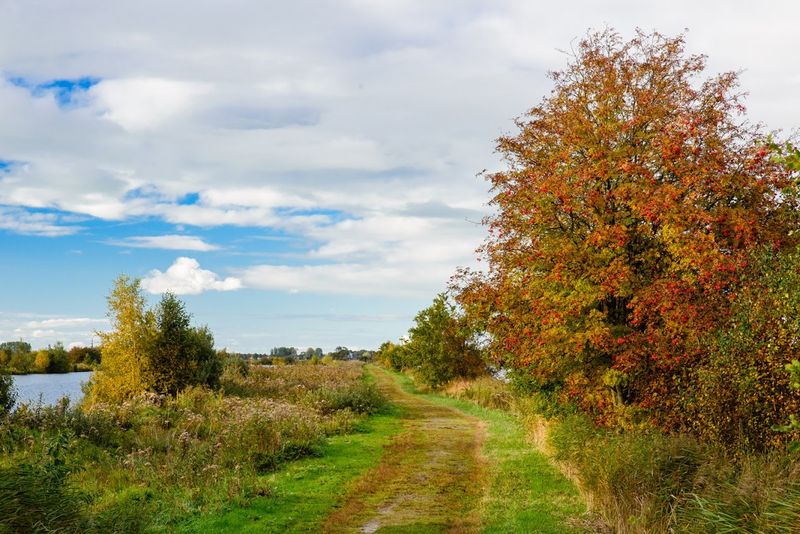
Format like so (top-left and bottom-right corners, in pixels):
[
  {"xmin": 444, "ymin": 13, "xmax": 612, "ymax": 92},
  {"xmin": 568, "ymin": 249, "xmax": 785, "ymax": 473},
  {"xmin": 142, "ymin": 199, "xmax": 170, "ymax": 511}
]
[
  {"xmin": 376, "ymin": 341, "xmax": 407, "ymax": 372},
  {"xmin": 0, "ymin": 372, "xmax": 15, "ymax": 416},
  {"xmin": 673, "ymin": 248, "xmax": 800, "ymax": 451},
  {"xmin": 403, "ymin": 294, "xmax": 485, "ymax": 388},
  {"xmin": 307, "ymin": 382, "xmax": 387, "ymax": 415},
  {"xmin": 223, "ymin": 353, "xmax": 249, "ymax": 378}
]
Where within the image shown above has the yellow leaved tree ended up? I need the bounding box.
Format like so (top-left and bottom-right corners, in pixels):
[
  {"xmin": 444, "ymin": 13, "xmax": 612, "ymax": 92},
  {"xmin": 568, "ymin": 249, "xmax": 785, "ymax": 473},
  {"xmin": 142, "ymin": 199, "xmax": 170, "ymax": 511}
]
[{"xmin": 84, "ymin": 275, "xmax": 157, "ymax": 405}]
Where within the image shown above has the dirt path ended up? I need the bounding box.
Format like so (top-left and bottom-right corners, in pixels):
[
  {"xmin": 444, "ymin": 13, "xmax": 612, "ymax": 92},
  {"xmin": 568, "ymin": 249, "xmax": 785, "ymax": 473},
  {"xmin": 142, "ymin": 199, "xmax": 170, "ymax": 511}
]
[{"xmin": 322, "ymin": 367, "xmax": 486, "ymax": 533}]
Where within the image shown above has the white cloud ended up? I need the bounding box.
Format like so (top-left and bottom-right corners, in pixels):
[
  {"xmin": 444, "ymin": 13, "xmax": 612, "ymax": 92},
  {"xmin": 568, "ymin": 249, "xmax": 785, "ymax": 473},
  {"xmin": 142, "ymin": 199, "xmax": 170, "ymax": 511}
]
[
  {"xmin": 108, "ymin": 234, "xmax": 219, "ymax": 251},
  {"xmin": 141, "ymin": 257, "xmax": 242, "ymax": 295},
  {"xmin": 0, "ymin": 207, "xmax": 79, "ymax": 237},
  {"xmin": 200, "ymin": 187, "xmax": 312, "ymax": 209},
  {"xmin": 0, "ymin": 1, "xmax": 795, "ymax": 238},
  {"xmin": 23, "ymin": 317, "xmax": 107, "ymax": 329},
  {"xmin": 154, "ymin": 204, "xmax": 279, "ymax": 227},
  {"xmin": 89, "ymin": 77, "xmax": 210, "ymax": 131},
  {"xmin": 237, "ymin": 212, "xmax": 483, "ymax": 297},
  {"xmin": 239, "ymin": 262, "xmax": 454, "ymax": 297}
]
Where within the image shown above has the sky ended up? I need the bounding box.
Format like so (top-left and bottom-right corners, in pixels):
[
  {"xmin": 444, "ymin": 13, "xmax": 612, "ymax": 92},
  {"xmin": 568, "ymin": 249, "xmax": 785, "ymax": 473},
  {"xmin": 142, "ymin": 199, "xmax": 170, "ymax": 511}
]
[{"xmin": 0, "ymin": 1, "xmax": 798, "ymax": 352}]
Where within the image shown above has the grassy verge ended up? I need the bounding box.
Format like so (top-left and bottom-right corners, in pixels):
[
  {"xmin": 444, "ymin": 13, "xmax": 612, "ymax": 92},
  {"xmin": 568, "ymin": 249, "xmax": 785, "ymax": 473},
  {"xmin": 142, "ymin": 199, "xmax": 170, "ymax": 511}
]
[
  {"xmin": 387, "ymin": 369, "xmax": 587, "ymax": 533},
  {"xmin": 178, "ymin": 409, "xmax": 403, "ymax": 533}
]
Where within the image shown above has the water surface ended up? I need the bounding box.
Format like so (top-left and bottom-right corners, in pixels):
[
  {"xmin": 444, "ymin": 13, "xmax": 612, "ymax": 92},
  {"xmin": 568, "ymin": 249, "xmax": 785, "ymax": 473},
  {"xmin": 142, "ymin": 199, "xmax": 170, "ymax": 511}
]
[{"xmin": 12, "ymin": 372, "xmax": 93, "ymax": 406}]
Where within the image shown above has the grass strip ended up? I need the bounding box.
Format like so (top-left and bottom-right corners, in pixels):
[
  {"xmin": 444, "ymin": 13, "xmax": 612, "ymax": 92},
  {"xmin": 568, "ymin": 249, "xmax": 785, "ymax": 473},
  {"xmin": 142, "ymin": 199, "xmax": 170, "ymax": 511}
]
[{"xmin": 387, "ymin": 369, "xmax": 586, "ymax": 533}]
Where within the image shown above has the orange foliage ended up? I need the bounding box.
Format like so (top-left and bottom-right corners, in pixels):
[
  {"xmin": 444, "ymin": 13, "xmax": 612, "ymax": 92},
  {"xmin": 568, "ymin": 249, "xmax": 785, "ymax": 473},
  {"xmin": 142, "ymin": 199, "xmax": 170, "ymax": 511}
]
[{"xmin": 454, "ymin": 30, "xmax": 800, "ymax": 444}]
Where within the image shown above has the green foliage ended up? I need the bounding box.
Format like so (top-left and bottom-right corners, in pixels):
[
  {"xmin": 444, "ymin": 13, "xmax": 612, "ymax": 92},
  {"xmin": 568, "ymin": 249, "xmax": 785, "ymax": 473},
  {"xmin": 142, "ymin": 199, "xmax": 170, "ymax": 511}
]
[
  {"xmin": 0, "ymin": 341, "xmax": 31, "ymax": 356},
  {"xmin": 0, "ymin": 371, "xmax": 15, "ymax": 416},
  {"xmin": 769, "ymin": 139, "xmax": 800, "ymax": 172},
  {"xmin": 403, "ymin": 293, "xmax": 485, "ymax": 388},
  {"xmin": 773, "ymin": 359, "xmax": 800, "ymax": 452},
  {"xmin": 0, "ymin": 340, "xmax": 88, "ymax": 374},
  {"xmin": 672, "ymin": 247, "xmax": 800, "ymax": 451},
  {"xmin": 148, "ymin": 293, "xmax": 222, "ymax": 395},
  {"xmin": 270, "ymin": 346, "xmax": 298, "ymax": 357},
  {"xmin": 7, "ymin": 351, "xmax": 34, "ymax": 374},
  {"xmin": 376, "ymin": 340, "xmax": 407, "ymax": 372},
  {"xmin": 67, "ymin": 346, "xmax": 101, "ymax": 368},
  {"xmin": 45, "ymin": 343, "xmax": 70, "ymax": 373},
  {"xmin": 330, "ymin": 346, "xmax": 351, "ymax": 360},
  {"xmin": 222, "ymin": 352, "xmax": 249, "ymax": 378}
]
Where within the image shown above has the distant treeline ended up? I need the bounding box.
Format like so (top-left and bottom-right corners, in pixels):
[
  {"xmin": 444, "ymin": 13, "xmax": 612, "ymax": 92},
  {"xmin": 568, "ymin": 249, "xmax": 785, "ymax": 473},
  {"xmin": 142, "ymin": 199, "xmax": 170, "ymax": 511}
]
[
  {"xmin": 230, "ymin": 346, "xmax": 375, "ymax": 363},
  {"xmin": 0, "ymin": 340, "xmax": 100, "ymax": 374},
  {"xmin": 0, "ymin": 339, "xmax": 378, "ymax": 374}
]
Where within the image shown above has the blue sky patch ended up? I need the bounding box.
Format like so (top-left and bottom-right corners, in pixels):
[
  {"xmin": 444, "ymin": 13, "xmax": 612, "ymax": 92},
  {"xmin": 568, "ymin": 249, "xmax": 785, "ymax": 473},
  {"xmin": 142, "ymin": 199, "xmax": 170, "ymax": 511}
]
[
  {"xmin": 0, "ymin": 160, "xmax": 17, "ymax": 173},
  {"xmin": 274, "ymin": 207, "xmax": 355, "ymax": 225},
  {"xmin": 8, "ymin": 76, "xmax": 100, "ymax": 107},
  {"xmin": 177, "ymin": 192, "xmax": 200, "ymax": 205},
  {"xmin": 122, "ymin": 185, "xmax": 169, "ymax": 203}
]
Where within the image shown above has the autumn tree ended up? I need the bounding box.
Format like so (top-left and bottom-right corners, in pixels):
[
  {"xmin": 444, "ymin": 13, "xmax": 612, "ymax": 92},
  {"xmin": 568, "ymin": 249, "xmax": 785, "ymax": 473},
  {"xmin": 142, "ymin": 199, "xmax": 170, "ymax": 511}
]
[
  {"xmin": 455, "ymin": 30, "xmax": 800, "ymax": 435},
  {"xmin": 86, "ymin": 276, "xmax": 156, "ymax": 404},
  {"xmin": 0, "ymin": 341, "xmax": 30, "ymax": 370}
]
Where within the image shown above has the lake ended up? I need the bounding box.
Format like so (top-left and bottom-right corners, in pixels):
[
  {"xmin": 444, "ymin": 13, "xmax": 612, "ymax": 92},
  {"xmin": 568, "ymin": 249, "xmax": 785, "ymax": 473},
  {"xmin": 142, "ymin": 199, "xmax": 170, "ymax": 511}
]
[{"xmin": 12, "ymin": 371, "xmax": 93, "ymax": 406}]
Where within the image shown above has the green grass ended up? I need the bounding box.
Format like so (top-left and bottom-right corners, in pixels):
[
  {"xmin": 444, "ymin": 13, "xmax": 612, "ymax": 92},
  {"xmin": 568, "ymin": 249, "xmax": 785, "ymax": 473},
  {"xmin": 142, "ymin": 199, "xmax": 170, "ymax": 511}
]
[
  {"xmin": 178, "ymin": 409, "xmax": 403, "ymax": 533},
  {"xmin": 388, "ymin": 370, "xmax": 586, "ymax": 533}
]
